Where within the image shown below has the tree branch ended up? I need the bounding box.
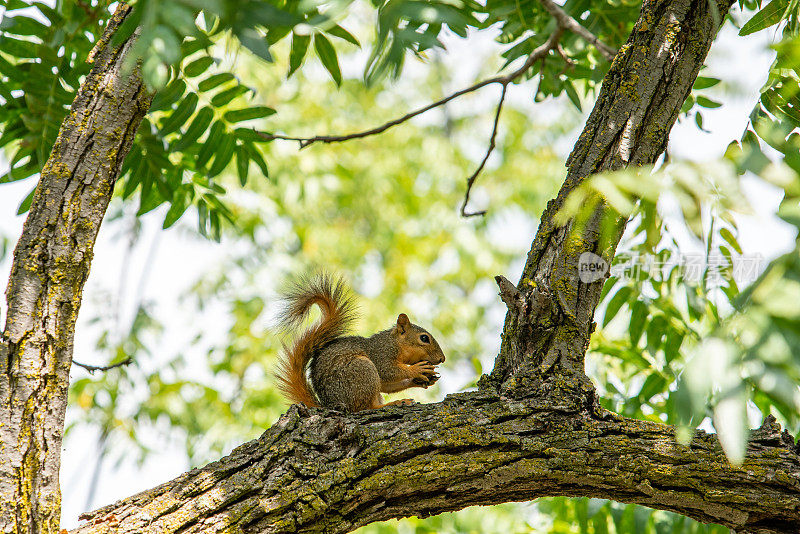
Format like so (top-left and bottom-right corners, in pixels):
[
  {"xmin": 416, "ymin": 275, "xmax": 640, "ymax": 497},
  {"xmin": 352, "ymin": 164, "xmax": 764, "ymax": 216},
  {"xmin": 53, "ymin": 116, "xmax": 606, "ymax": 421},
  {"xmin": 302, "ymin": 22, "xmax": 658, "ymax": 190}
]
[
  {"xmin": 71, "ymin": 2, "xmax": 769, "ymax": 534},
  {"xmin": 259, "ymin": 78, "xmax": 498, "ymax": 148},
  {"xmin": 255, "ymin": 1, "xmax": 618, "ymax": 152},
  {"xmin": 72, "ymin": 358, "xmax": 133, "ymax": 374},
  {"xmin": 257, "ymin": 28, "xmax": 568, "ymax": 149},
  {"xmin": 72, "ymin": 400, "xmax": 800, "ymax": 534},
  {"xmin": 489, "ymin": 0, "xmax": 732, "ymax": 390},
  {"xmin": 538, "ymin": 0, "xmax": 618, "ymax": 61},
  {"xmin": 460, "ymin": 84, "xmax": 507, "ymax": 218}
]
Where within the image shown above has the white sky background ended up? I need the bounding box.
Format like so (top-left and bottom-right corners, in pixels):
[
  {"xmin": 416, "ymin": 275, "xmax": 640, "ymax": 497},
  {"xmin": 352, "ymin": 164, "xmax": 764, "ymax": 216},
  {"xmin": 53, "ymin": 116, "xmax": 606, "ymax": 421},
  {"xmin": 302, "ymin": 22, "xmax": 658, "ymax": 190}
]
[{"xmin": 0, "ymin": 6, "xmax": 794, "ymax": 529}]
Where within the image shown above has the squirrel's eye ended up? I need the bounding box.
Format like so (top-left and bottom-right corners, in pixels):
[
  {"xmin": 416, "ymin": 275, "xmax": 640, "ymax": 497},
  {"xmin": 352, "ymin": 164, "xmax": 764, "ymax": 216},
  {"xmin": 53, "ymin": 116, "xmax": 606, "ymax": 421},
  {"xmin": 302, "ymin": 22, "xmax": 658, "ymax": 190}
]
[{"xmin": 420, "ymin": 334, "xmax": 430, "ymax": 344}]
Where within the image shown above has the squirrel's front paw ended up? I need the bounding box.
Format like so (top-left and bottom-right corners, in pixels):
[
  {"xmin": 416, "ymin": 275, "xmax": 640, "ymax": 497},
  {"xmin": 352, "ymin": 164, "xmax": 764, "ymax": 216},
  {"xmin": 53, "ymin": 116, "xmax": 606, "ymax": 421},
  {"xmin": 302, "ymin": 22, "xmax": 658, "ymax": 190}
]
[
  {"xmin": 411, "ymin": 361, "xmax": 439, "ymax": 387},
  {"xmin": 412, "ymin": 372, "xmax": 440, "ymax": 387}
]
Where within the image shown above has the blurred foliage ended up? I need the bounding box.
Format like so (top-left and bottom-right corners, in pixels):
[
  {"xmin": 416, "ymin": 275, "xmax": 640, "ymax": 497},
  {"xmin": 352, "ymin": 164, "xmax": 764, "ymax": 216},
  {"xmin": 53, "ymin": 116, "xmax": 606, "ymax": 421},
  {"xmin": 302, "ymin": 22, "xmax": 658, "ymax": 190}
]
[
  {"xmin": 539, "ymin": 498, "xmax": 728, "ymax": 534},
  {"xmin": 354, "ymin": 503, "xmax": 537, "ymax": 533},
  {"xmin": 2, "ymin": 0, "xmax": 800, "ymax": 533}
]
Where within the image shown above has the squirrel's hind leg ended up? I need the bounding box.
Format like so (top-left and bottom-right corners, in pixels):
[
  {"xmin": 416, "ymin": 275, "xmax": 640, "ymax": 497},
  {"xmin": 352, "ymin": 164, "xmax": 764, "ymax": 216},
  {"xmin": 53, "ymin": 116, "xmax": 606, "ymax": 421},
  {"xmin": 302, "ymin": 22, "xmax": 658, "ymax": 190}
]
[
  {"xmin": 315, "ymin": 354, "xmax": 415, "ymax": 411},
  {"xmin": 344, "ymin": 356, "xmax": 413, "ymax": 410},
  {"xmin": 317, "ymin": 354, "xmax": 381, "ymax": 412}
]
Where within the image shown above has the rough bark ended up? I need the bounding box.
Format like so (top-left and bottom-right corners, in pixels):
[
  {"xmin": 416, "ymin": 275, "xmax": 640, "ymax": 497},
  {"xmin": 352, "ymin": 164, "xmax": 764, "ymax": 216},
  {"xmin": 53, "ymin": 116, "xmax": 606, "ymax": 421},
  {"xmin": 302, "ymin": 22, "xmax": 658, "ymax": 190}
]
[
  {"xmin": 68, "ymin": 1, "xmax": 800, "ymax": 534},
  {"xmin": 74, "ymin": 400, "xmax": 800, "ymax": 534},
  {"xmin": 487, "ymin": 0, "xmax": 721, "ymax": 392},
  {"xmin": 0, "ymin": 5, "xmax": 150, "ymax": 534}
]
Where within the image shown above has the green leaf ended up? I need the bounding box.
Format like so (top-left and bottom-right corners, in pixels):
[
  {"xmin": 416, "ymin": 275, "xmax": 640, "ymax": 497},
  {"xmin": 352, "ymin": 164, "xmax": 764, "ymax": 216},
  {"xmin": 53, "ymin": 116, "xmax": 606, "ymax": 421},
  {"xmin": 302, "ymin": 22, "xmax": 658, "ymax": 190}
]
[
  {"xmin": 629, "ymin": 300, "xmax": 648, "ymax": 346},
  {"xmin": 288, "ymin": 33, "xmax": 311, "ymax": 78},
  {"xmin": 0, "ymin": 15, "xmax": 48, "ymax": 36},
  {"xmin": 313, "ymin": 33, "xmax": 341, "ymax": 86},
  {"xmin": 180, "ymin": 35, "xmax": 212, "ymax": 57},
  {"xmin": 327, "ymin": 25, "xmax": 360, "ymax": 47},
  {"xmin": 161, "ymin": 3, "xmax": 196, "ymax": 35},
  {"xmin": 720, "ymin": 227, "xmax": 743, "ymax": 254},
  {"xmin": 159, "ymin": 92, "xmax": 199, "ymax": 135},
  {"xmin": 0, "ymin": 35, "xmax": 38, "ymax": 58},
  {"xmin": 196, "ymin": 121, "xmax": 224, "ymax": 168},
  {"xmin": 235, "ymin": 144, "xmax": 249, "ymax": 186},
  {"xmin": 0, "ymin": 159, "xmax": 37, "ymax": 183},
  {"xmin": 693, "ymin": 76, "xmax": 721, "ymax": 90},
  {"xmin": 210, "ymin": 85, "xmax": 249, "ymax": 107},
  {"xmin": 163, "ymin": 187, "xmax": 191, "ymax": 229},
  {"xmin": 639, "ymin": 373, "xmax": 667, "ymax": 402},
  {"xmin": 0, "ymin": 125, "xmax": 26, "ymax": 149},
  {"xmin": 173, "ymin": 106, "xmax": 214, "ymax": 151},
  {"xmin": 198, "ymin": 73, "xmax": 236, "ymax": 92},
  {"xmin": 223, "ymin": 106, "xmax": 276, "ymax": 123},
  {"xmin": 563, "ymin": 80, "xmax": 582, "ymax": 112},
  {"xmin": 603, "ymin": 286, "xmax": 631, "ymax": 327},
  {"xmin": 739, "ymin": 0, "xmax": 789, "ymax": 35},
  {"xmin": 645, "ymin": 315, "xmax": 667, "ymax": 354},
  {"xmin": 680, "ymin": 95, "xmax": 694, "ymax": 114},
  {"xmin": 1, "ymin": 1, "xmax": 32, "ymax": 10},
  {"xmin": 138, "ymin": 176, "xmax": 166, "ymax": 215},
  {"xmin": 16, "ymin": 186, "xmax": 35, "ymax": 215},
  {"xmin": 696, "ymin": 96, "xmax": 721, "ymax": 109},
  {"xmin": 207, "ymin": 133, "xmax": 235, "ymax": 177},
  {"xmin": 150, "ymin": 79, "xmax": 187, "ymax": 112},
  {"xmin": 123, "ymin": 154, "xmax": 146, "ymax": 198},
  {"xmin": 695, "ymin": 111, "xmax": 705, "ymax": 130},
  {"xmin": 238, "ymin": 3, "xmax": 301, "ymax": 28},
  {"xmin": 184, "ymin": 56, "xmax": 215, "ymax": 78},
  {"xmin": 238, "ymin": 28, "xmax": 273, "ymax": 62},
  {"xmin": 234, "ymin": 127, "xmax": 270, "ymax": 143},
  {"xmin": 246, "ymin": 143, "xmax": 269, "ymax": 177}
]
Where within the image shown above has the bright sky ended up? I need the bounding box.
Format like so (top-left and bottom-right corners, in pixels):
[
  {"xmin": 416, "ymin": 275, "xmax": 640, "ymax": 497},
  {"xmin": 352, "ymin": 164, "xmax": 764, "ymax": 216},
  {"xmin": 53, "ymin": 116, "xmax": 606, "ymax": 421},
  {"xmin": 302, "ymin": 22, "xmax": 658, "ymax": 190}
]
[{"xmin": 0, "ymin": 9, "xmax": 793, "ymax": 529}]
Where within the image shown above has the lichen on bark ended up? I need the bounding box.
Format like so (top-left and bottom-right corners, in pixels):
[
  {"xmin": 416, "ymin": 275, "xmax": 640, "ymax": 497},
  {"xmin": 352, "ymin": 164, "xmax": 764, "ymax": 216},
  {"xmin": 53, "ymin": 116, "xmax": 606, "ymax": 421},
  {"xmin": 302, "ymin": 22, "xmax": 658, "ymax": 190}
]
[{"xmin": 0, "ymin": 5, "xmax": 152, "ymax": 534}]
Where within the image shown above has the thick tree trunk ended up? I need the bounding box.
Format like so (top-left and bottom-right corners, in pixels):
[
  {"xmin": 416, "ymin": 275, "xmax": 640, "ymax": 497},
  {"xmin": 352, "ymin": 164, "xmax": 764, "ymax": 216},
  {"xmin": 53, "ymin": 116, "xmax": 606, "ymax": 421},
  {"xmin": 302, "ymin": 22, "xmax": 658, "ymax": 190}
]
[
  {"xmin": 70, "ymin": 1, "xmax": 800, "ymax": 534},
  {"xmin": 0, "ymin": 5, "xmax": 150, "ymax": 534}
]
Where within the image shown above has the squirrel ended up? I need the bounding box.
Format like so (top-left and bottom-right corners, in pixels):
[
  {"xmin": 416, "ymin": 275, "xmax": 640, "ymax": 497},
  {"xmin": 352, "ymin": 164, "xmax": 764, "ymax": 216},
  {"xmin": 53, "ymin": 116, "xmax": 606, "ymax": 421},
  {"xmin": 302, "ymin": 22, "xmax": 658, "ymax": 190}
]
[{"xmin": 274, "ymin": 273, "xmax": 446, "ymax": 412}]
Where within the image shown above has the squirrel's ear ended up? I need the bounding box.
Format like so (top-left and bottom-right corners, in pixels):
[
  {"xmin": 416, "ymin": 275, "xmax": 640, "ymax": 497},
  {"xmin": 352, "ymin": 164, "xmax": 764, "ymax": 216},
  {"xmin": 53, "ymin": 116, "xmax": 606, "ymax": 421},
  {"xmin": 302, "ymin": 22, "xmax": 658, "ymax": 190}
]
[{"xmin": 397, "ymin": 313, "xmax": 410, "ymax": 334}]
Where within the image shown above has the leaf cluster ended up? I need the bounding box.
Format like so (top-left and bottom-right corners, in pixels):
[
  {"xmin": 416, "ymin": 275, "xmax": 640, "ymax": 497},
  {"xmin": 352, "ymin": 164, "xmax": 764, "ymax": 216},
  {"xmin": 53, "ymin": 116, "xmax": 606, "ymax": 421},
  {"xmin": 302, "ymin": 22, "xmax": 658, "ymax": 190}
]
[{"xmin": 0, "ymin": 0, "xmax": 98, "ymax": 208}]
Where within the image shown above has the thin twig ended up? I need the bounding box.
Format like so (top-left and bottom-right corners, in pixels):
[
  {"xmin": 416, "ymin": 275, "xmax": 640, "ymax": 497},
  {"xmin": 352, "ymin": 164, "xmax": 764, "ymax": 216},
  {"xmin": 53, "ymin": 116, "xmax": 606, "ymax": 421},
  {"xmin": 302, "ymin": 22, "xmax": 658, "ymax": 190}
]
[
  {"xmin": 538, "ymin": 0, "xmax": 618, "ymax": 62},
  {"xmin": 461, "ymin": 84, "xmax": 508, "ymax": 217},
  {"xmin": 458, "ymin": 29, "xmax": 563, "ymax": 217},
  {"xmin": 72, "ymin": 357, "xmax": 133, "ymax": 374},
  {"xmin": 556, "ymin": 43, "xmax": 577, "ymax": 76},
  {"xmin": 259, "ymin": 78, "xmax": 501, "ymax": 148}
]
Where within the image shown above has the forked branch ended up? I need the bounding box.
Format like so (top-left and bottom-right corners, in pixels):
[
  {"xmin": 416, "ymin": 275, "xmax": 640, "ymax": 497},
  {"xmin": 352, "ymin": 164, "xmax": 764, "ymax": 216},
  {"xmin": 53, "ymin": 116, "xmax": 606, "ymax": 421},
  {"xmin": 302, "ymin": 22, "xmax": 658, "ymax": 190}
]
[{"xmin": 257, "ymin": 5, "xmax": 616, "ymax": 217}]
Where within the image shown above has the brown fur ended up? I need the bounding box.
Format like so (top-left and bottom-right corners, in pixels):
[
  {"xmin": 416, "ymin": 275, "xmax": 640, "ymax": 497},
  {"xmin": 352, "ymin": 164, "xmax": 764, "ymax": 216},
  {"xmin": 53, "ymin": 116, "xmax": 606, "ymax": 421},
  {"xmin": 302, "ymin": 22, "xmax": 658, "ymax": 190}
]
[
  {"xmin": 274, "ymin": 274, "xmax": 357, "ymax": 407},
  {"xmin": 275, "ymin": 274, "xmax": 446, "ymax": 412}
]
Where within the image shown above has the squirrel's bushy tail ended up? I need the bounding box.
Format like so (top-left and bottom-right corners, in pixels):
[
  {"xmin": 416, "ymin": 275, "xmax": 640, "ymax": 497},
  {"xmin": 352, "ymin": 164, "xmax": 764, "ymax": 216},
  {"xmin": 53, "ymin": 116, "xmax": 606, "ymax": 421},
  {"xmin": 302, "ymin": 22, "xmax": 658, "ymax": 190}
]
[{"xmin": 275, "ymin": 273, "xmax": 357, "ymax": 407}]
